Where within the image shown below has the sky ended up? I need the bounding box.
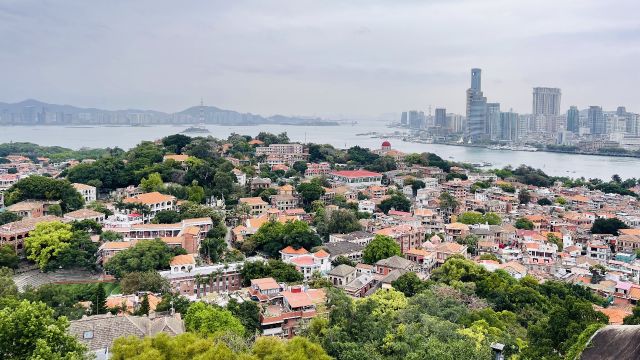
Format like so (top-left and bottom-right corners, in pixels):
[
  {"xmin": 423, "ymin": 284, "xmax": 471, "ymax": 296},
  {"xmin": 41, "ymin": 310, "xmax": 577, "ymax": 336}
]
[{"xmin": 1, "ymin": 0, "xmax": 639, "ymax": 119}]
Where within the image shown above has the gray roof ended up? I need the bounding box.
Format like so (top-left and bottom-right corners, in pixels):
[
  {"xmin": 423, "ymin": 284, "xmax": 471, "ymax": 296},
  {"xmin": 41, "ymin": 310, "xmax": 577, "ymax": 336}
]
[
  {"xmin": 327, "ymin": 264, "xmax": 356, "ymax": 277},
  {"xmin": 381, "ymin": 269, "xmax": 407, "ymax": 284},
  {"xmin": 68, "ymin": 313, "xmax": 185, "ymax": 351},
  {"xmin": 331, "ymin": 231, "xmax": 374, "ymax": 241},
  {"xmin": 324, "ymin": 241, "xmax": 364, "ymax": 256},
  {"xmin": 375, "ymin": 255, "xmax": 413, "ymax": 270},
  {"xmin": 580, "ymin": 325, "xmax": 640, "ymax": 360}
]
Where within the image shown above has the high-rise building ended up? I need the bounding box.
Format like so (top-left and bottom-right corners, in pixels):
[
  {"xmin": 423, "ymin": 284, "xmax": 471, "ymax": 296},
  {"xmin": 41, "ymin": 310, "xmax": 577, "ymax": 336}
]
[
  {"xmin": 466, "ymin": 68, "xmax": 487, "ymax": 142},
  {"xmin": 408, "ymin": 110, "xmax": 425, "ymax": 129},
  {"xmin": 434, "ymin": 108, "xmax": 446, "ymax": 128},
  {"xmin": 588, "ymin": 106, "xmax": 605, "ymax": 135},
  {"xmin": 566, "ymin": 106, "xmax": 579, "ymax": 133},
  {"xmin": 499, "ymin": 111, "xmax": 519, "ymax": 141},
  {"xmin": 400, "ymin": 111, "xmax": 408, "ymax": 125},
  {"xmin": 532, "ymin": 87, "xmax": 561, "ymax": 116},
  {"xmin": 486, "ymin": 103, "xmax": 501, "ymax": 140}
]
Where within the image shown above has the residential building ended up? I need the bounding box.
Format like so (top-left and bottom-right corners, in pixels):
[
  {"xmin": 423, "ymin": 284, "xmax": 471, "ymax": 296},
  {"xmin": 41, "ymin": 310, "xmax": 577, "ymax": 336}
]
[
  {"xmin": 329, "ymin": 170, "xmax": 383, "ymax": 187},
  {"xmin": 305, "ymin": 162, "xmax": 331, "ymax": 177},
  {"xmin": 589, "ymin": 106, "xmax": 606, "ymax": 135},
  {"xmin": 567, "ymin": 106, "xmax": 580, "ymax": 133},
  {"xmin": 532, "ymin": 87, "xmax": 561, "ymax": 117},
  {"xmin": 280, "ymin": 246, "xmax": 331, "ymax": 280},
  {"xmin": 260, "ymin": 286, "xmax": 323, "ymax": 338},
  {"xmin": 0, "ymin": 215, "xmax": 63, "ymax": 254},
  {"xmin": 239, "ymin": 197, "xmax": 270, "ymax": 216},
  {"xmin": 73, "ymin": 183, "xmax": 97, "ymax": 203},
  {"xmin": 466, "ymin": 68, "xmax": 488, "ymax": 142},
  {"xmin": 123, "ymin": 192, "xmax": 177, "ymax": 223},
  {"xmin": 376, "ymin": 224, "xmax": 426, "ymax": 254},
  {"xmin": 328, "ymin": 231, "xmax": 374, "ymax": 246}
]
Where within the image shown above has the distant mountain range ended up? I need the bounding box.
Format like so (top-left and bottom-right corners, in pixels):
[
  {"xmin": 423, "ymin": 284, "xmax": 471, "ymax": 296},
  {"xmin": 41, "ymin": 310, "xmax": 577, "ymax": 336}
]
[{"xmin": 0, "ymin": 99, "xmax": 339, "ymax": 126}]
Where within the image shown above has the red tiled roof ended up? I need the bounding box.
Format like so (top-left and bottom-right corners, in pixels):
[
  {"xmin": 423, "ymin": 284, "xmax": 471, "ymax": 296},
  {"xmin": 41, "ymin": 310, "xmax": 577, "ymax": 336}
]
[{"xmin": 330, "ymin": 170, "xmax": 382, "ymax": 178}]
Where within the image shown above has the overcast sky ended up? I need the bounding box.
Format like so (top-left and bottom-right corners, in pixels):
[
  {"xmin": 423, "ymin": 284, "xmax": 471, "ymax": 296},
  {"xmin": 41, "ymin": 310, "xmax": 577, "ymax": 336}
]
[{"xmin": 1, "ymin": 0, "xmax": 639, "ymax": 119}]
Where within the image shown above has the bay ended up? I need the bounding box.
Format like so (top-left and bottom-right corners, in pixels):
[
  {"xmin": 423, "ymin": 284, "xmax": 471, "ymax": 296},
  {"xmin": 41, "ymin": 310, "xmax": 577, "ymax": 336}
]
[{"xmin": 0, "ymin": 123, "xmax": 638, "ymax": 180}]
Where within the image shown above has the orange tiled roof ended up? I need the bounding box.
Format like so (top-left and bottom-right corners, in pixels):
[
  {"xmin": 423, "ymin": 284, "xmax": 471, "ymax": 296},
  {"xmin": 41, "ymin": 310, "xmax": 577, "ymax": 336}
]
[
  {"xmin": 281, "ymin": 246, "xmax": 309, "ymax": 255},
  {"xmin": 124, "ymin": 192, "xmax": 175, "ymax": 205},
  {"xmin": 170, "ymin": 254, "xmax": 195, "ymax": 266}
]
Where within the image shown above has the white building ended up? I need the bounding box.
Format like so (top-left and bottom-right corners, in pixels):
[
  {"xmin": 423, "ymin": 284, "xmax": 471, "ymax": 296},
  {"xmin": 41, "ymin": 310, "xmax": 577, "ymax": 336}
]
[{"xmin": 73, "ymin": 183, "xmax": 97, "ymax": 203}]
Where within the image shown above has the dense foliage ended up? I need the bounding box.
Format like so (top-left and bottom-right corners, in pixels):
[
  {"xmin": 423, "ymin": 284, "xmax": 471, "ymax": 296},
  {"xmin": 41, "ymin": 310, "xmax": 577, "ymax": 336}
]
[
  {"xmin": 104, "ymin": 239, "xmax": 187, "ymax": 278},
  {"xmin": 4, "ymin": 175, "xmax": 84, "ymax": 211}
]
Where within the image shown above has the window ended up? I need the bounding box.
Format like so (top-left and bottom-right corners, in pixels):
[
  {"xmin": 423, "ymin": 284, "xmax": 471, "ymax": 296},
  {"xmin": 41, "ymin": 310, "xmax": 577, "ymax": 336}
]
[{"xmin": 83, "ymin": 331, "xmax": 94, "ymax": 339}]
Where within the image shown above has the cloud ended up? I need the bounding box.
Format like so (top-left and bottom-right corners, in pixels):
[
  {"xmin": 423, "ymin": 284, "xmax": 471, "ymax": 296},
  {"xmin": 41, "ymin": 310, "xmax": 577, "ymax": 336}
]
[{"xmin": 0, "ymin": 0, "xmax": 638, "ymax": 118}]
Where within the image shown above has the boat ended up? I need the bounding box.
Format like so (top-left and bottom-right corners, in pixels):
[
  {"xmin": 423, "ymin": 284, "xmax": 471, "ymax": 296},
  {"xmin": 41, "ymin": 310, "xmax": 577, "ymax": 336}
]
[{"xmin": 181, "ymin": 124, "xmax": 210, "ymax": 134}]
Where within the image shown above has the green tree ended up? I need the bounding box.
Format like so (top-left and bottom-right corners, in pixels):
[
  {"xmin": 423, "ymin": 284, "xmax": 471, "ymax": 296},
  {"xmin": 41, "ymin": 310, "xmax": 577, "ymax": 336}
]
[
  {"xmin": 46, "ymin": 230, "xmax": 99, "ymax": 271},
  {"xmin": 0, "ymin": 211, "xmax": 21, "ymax": 225},
  {"xmin": 4, "ymin": 175, "xmax": 84, "ymax": 211},
  {"xmin": 140, "ymin": 172, "xmax": 164, "ymax": 192},
  {"xmin": 515, "ymin": 217, "xmax": 534, "ymax": 230},
  {"xmin": 184, "ymin": 302, "xmax": 245, "ymax": 336},
  {"xmin": 589, "ymin": 264, "xmax": 607, "ymax": 284},
  {"xmin": 362, "ymin": 234, "xmax": 401, "ymax": 264},
  {"xmin": 92, "ymin": 283, "xmax": 108, "ymax": 315},
  {"xmin": 591, "ymin": 217, "xmax": 629, "ymax": 235},
  {"xmin": 457, "ymin": 211, "xmax": 485, "ymax": 225},
  {"xmin": 537, "ymin": 197, "xmax": 553, "ymax": 206},
  {"xmin": 518, "ymin": 189, "xmax": 531, "ymax": 204},
  {"xmin": 0, "ymin": 267, "xmax": 18, "ymax": 298},
  {"xmin": 227, "ymin": 298, "xmax": 261, "ymax": 334},
  {"xmin": 439, "ymin": 191, "xmax": 459, "ymax": 213},
  {"xmin": 315, "ymin": 209, "xmax": 362, "ymax": 240},
  {"xmin": 155, "ymin": 293, "xmax": 191, "ymax": 315},
  {"xmin": 623, "ymin": 305, "xmax": 640, "ymax": 325},
  {"xmin": 120, "ymin": 271, "xmax": 169, "ymax": 294},
  {"xmin": 200, "ymin": 236, "xmax": 227, "ymax": 263},
  {"xmin": 251, "ymin": 220, "xmax": 322, "ymax": 257},
  {"xmin": 25, "ymin": 221, "xmax": 74, "ymax": 270},
  {"xmin": 547, "ymin": 233, "xmax": 563, "ymax": 252},
  {"xmin": 152, "ymin": 210, "xmax": 182, "ymax": 224},
  {"xmin": 0, "ymin": 300, "xmax": 87, "ymax": 360},
  {"xmin": 104, "ymin": 239, "xmax": 185, "ymax": 278},
  {"xmin": 331, "ymin": 255, "xmax": 356, "ymax": 267},
  {"xmin": 240, "ymin": 259, "xmax": 303, "ymax": 286},
  {"xmin": 297, "ymin": 181, "xmax": 326, "ymax": 207},
  {"xmin": 0, "ymin": 245, "xmax": 19, "ymax": 269},
  {"xmin": 47, "ymin": 203, "xmax": 63, "ymax": 216},
  {"xmin": 379, "ymin": 193, "xmax": 411, "ymax": 214},
  {"xmin": 392, "ymin": 272, "xmax": 428, "ymax": 297},
  {"xmin": 292, "ymin": 161, "xmax": 308, "ymax": 174},
  {"xmin": 136, "ymin": 294, "xmax": 150, "ymax": 316},
  {"xmin": 162, "ymin": 134, "xmax": 192, "ymax": 154}
]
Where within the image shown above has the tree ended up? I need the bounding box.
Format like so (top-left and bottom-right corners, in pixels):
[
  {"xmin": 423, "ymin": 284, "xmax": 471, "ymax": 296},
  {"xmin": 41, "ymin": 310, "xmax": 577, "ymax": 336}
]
[
  {"xmin": 240, "ymin": 259, "xmax": 303, "ymax": 286},
  {"xmin": 458, "ymin": 234, "xmax": 479, "ymax": 255},
  {"xmin": 518, "ymin": 189, "xmax": 531, "ymax": 204},
  {"xmin": 547, "ymin": 233, "xmax": 563, "ymax": 252},
  {"xmin": 100, "ymin": 230, "xmax": 124, "ymax": 242},
  {"xmin": 4, "ymin": 175, "xmax": 84, "ymax": 211},
  {"xmin": 479, "ymin": 253, "xmax": 500, "ymax": 262},
  {"xmin": 227, "ymin": 298, "xmax": 261, "ymax": 334},
  {"xmin": 623, "ymin": 305, "xmax": 640, "ymax": 325},
  {"xmin": 184, "ymin": 302, "xmax": 245, "ymax": 336},
  {"xmin": 0, "ymin": 300, "xmax": 87, "ymax": 360},
  {"xmin": 155, "ymin": 293, "xmax": 191, "ymax": 315},
  {"xmin": 200, "ymin": 236, "xmax": 227, "ymax": 263},
  {"xmin": 92, "ymin": 283, "xmax": 108, "ymax": 315},
  {"xmin": 392, "ymin": 272, "xmax": 428, "ymax": 297},
  {"xmin": 87, "ymin": 201, "xmax": 114, "ymax": 217},
  {"xmin": 136, "ymin": 294, "xmax": 150, "ymax": 316},
  {"xmin": 0, "ymin": 245, "xmax": 19, "ymax": 269},
  {"xmin": 591, "ymin": 217, "xmax": 629, "ymax": 235},
  {"xmin": 297, "ymin": 181, "xmax": 326, "ymax": 207},
  {"xmin": 537, "ymin": 198, "xmax": 552, "ymax": 206},
  {"xmin": 379, "ymin": 193, "xmax": 411, "ymax": 214},
  {"xmin": 47, "ymin": 203, "xmax": 63, "ymax": 216},
  {"xmin": 331, "ymin": 255, "xmax": 356, "ymax": 267},
  {"xmin": 315, "ymin": 209, "xmax": 362, "ymax": 240},
  {"xmin": 457, "ymin": 211, "xmax": 484, "ymax": 225},
  {"xmin": 0, "ymin": 267, "xmax": 18, "ymax": 298},
  {"xmin": 439, "ymin": 192, "xmax": 459, "ymax": 213},
  {"xmin": 251, "ymin": 220, "xmax": 321, "ymax": 258},
  {"xmin": 152, "ymin": 210, "xmax": 182, "ymax": 224},
  {"xmin": 120, "ymin": 271, "xmax": 169, "ymax": 294},
  {"xmin": 25, "ymin": 221, "xmax": 74, "ymax": 270},
  {"xmin": 362, "ymin": 234, "xmax": 401, "ymax": 264},
  {"xmin": 515, "ymin": 217, "xmax": 534, "ymax": 230},
  {"xmin": 162, "ymin": 134, "xmax": 192, "ymax": 154},
  {"xmin": 292, "ymin": 161, "xmax": 308, "ymax": 174},
  {"xmin": 0, "ymin": 211, "xmax": 21, "ymax": 225},
  {"xmin": 589, "ymin": 264, "xmax": 607, "ymax": 284},
  {"xmin": 140, "ymin": 172, "xmax": 164, "ymax": 192},
  {"xmin": 104, "ymin": 239, "xmax": 185, "ymax": 278},
  {"xmin": 46, "ymin": 230, "xmax": 99, "ymax": 271}
]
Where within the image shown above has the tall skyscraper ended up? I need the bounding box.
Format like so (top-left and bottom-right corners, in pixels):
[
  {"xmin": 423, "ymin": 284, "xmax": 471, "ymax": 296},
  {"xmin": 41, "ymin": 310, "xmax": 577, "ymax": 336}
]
[
  {"xmin": 532, "ymin": 87, "xmax": 561, "ymax": 116},
  {"xmin": 486, "ymin": 103, "xmax": 501, "ymax": 140},
  {"xmin": 566, "ymin": 106, "xmax": 579, "ymax": 133},
  {"xmin": 588, "ymin": 106, "xmax": 605, "ymax": 135},
  {"xmin": 500, "ymin": 111, "xmax": 519, "ymax": 141},
  {"xmin": 434, "ymin": 108, "xmax": 446, "ymax": 127},
  {"xmin": 400, "ymin": 111, "xmax": 407, "ymax": 125},
  {"xmin": 408, "ymin": 110, "xmax": 425, "ymax": 129},
  {"xmin": 466, "ymin": 68, "xmax": 487, "ymax": 142}
]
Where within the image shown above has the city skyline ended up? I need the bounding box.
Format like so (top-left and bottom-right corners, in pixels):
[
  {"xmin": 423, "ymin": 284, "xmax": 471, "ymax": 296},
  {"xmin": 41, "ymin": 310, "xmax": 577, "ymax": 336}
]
[{"xmin": 1, "ymin": 0, "xmax": 639, "ymax": 118}]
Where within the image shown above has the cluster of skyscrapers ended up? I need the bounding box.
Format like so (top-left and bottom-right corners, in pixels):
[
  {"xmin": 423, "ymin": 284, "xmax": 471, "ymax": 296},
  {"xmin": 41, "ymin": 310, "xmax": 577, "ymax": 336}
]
[{"xmin": 400, "ymin": 68, "xmax": 640, "ymax": 150}]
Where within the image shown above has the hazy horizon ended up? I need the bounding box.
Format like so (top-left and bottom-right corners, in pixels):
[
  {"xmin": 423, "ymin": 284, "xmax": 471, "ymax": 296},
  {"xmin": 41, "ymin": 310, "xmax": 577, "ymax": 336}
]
[{"xmin": 2, "ymin": 0, "xmax": 639, "ymax": 119}]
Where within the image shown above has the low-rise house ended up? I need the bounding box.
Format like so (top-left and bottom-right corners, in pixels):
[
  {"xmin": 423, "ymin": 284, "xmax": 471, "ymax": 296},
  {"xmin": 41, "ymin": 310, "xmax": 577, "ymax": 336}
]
[
  {"xmin": 444, "ymin": 222, "xmax": 470, "ymax": 243},
  {"xmin": 375, "ymin": 255, "xmax": 414, "ymax": 276},
  {"xmin": 69, "ymin": 313, "xmax": 184, "ymax": 359},
  {"xmin": 358, "ymin": 200, "xmax": 375, "ymax": 214},
  {"xmin": 587, "ymin": 241, "xmax": 611, "ymax": 262},
  {"xmin": 305, "ymin": 162, "xmax": 331, "ymax": 177},
  {"xmin": 123, "ymin": 192, "xmax": 177, "ymax": 223},
  {"xmin": 0, "ymin": 215, "xmax": 63, "ymax": 254},
  {"xmin": 239, "ymin": 197, "xmax": 270, "ymax": 216},
  {"xmin": 249, "ymin": 277, "xmax": 283, "ymax": 302},
  {"xmin": 260, "ymin": 286, "xmax": 322, "ymax": 338},
  {"xmin": 6, "ymin": 200, "xmax": 46, "ymax": 218},
  {"xmin": 73, "ymin": 183, "xmax": 97, "ymax": 203},
  {"xmin": 329, "ymin": 170, "xmax": 383, "ymax": 187},
  {"xmin": 64, "ymin": 209, "xmax": 105, "ymax": 223},
  {"xmin": 375, "ymin": 224, "xmax": 426, "ymax": 254},
  {"xmin": 328, "ymin": 231, "xmax": 374, "ymax": 246},
  {"xmin": 323, "ymin": 241, "xmax": 364, "ymax": 263},
  {"xmin": 280, "ymin": 246, "xmax": 331, "ymax": 280},
  {"xmin": 435, "ymin": 242, "xmax": 468, "ymax": 265},
  {"xmin": 404, "ymin": 248, "xmax": 437, "ymax": 271},
  {"xmin": 158, "ymin": 256, "xmax": 252, "ymax": 299},
  {"xmin": 327, "ymin": 264, "xmax": 357, "ymax": 287}
]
